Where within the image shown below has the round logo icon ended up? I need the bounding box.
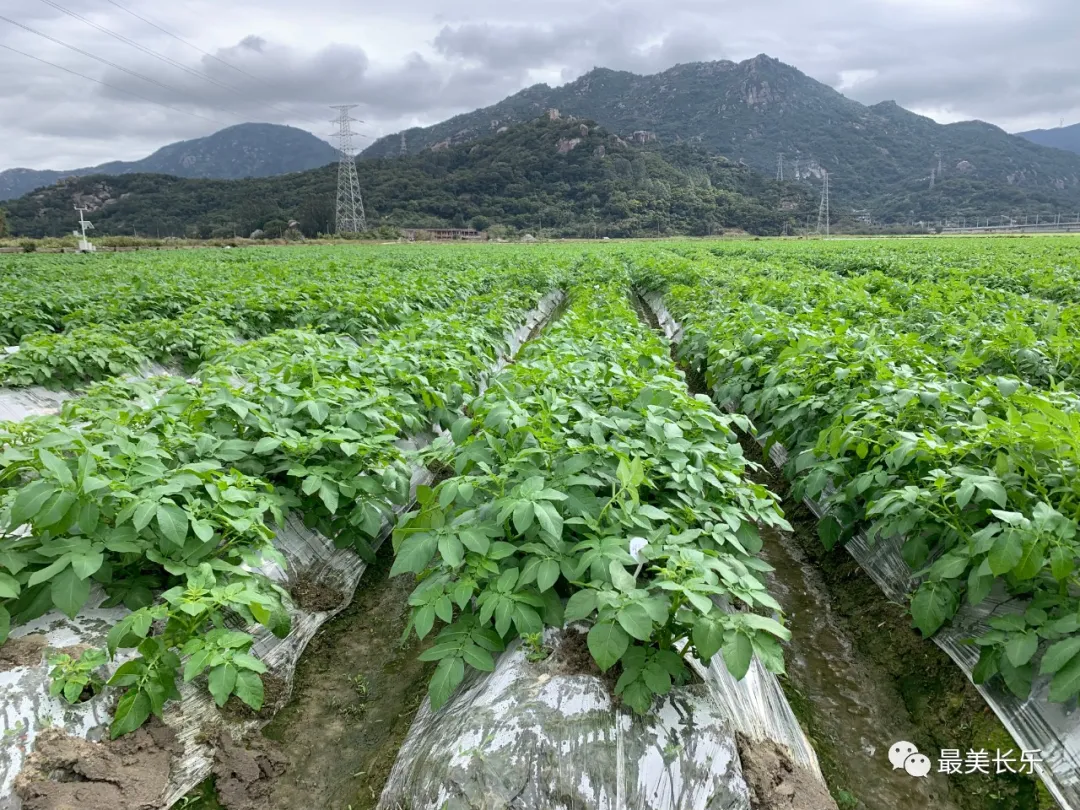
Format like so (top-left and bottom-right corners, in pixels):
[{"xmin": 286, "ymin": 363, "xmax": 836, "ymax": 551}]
[
  {"xmin": 904, "ymin": 753, "xmax": 932, "ymax": 778},
  {"xmin": 888, "ymin": 741, "xmax": 919, "ymax": 770}
]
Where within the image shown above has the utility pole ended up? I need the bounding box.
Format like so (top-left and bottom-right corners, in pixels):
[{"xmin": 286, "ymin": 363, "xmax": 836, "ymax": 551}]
[
  {"xmin": 816, "ymin": 171, "xmax": 830, "ymax": 236},
  {"xmin": 776, "ymin": 153, "xmax": 784, "ymax": 182},
  {"xmin": 74, "ymin": 207, "xmax": 95, "ymax": 253},
  {"xmin": 330, "ymin": 105, "xmax": 367, "ymax": 234}
]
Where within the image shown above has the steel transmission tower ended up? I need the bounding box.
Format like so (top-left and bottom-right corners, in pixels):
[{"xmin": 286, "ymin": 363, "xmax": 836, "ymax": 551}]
[
  {"xmin": 776, "ymin": 153, "xmax": 784, "ymax": 182},
  {"xmin": 816, "ymin": 171, "xmax": 830, "ymax": 235},
  {"xmin": 330, "ymin": 105, "xmax": 366, "ymax": 233}
]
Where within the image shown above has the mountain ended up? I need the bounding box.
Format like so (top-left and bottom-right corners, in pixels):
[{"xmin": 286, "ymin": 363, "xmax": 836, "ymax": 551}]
[
  {"xmin": 363, "ymin": 56, "xmax": 1080, "ymax": 218},
  {"xmin": 0, "ymin": 124, "xmax": 338, "ymax": 201},
  {"xmin": 3, "ymin": 117, "xmax": 813, "ymax": 239},
  {"xmin": 1018, "ymin": 123, "xmax": 1080, "ymax": 155}
]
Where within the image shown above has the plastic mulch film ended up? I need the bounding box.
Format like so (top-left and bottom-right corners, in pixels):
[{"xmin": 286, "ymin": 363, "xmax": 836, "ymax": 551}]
[
  {"xmin": 375, "ymin": 625, "xmax": 822, "ymax": 810},
  {"xmin": 0, "ymin": 358, "xmax": 179, "ymax": 422},
  {"xmin": 0, "ymin": 291, "xmax": 565, "ymax": 810},
  {"xmin": 377, "ymin": 301, "xmax": 828, "ymax": 810},
  {"xmin": 644, "ymin": 292, "xmax": 1080, "ymax": 810},
  {"xmin": 378, "ymin": 629, "xmax": 757, "ymax": 810}
]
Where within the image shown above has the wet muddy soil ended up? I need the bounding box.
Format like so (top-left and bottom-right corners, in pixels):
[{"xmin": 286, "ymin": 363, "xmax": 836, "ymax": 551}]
[{"xmin": 259, "ymin": 544, "xmax": 434, "ymax": 810}]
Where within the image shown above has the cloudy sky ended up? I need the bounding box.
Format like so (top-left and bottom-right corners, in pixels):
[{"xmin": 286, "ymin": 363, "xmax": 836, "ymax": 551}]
[{"xmin": 1, "ymin": 0, "xmax": 1077, "ymax": 169}]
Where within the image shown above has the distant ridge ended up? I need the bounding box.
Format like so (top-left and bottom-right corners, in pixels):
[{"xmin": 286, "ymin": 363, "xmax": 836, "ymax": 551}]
[
  {"xmin": 0, "ymin": 123, "xmax": 338, "ymax": 201},
  {"xmin": 362, "ymin": 55, "xmax": 1080, "ymax": 217},
  {"xmin": 1018, "ymin": 122, "xmax": 1080, "ymax": 156}
]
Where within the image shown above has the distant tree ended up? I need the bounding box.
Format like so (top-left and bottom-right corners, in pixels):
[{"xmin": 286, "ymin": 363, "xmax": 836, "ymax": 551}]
[
  {"xmin": 0, "ymin": 208, "xmax": 7, "ymax": 238},
  {"xmin": 262, "ymin": 219, "xmax": 288, "ymax": 238},
  {"xmin": 296, "ymin": 197, "xmax": 334, "ymax": 237}
]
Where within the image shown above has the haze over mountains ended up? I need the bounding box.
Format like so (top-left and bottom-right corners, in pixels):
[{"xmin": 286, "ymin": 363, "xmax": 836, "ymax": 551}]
[
  {"xmin": 1018, "ymin": 123, "xmax": 1080, "ymax": 156},
  {"xmin": 0, "ymin": 124, "xmax": 337, "ymax": 201}
]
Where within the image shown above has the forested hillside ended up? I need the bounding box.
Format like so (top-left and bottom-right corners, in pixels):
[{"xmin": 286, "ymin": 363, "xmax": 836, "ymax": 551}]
[
  {"xmin": 363, "ymin": 55, "xmax": 1080, "ymax": 219},
  {"xmin": 4, "ymin": 118, "xmax": 812, "ymax": 238}
]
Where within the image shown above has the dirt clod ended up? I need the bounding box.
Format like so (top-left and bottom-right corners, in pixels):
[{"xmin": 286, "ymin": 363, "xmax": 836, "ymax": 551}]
[
  {"xmin": 0, "ymin": 634, "xmax": 47, "ymax": 671},
  {"xmin": 54, "ymin": 643, "xmax": 94, "ymax": 660},
  {"xmin": 222, "ymin": 674, "xmax": 289, "ymax": 721},
  {"xmin": 289, "ymin": 575, "xmax": 346, "ymax": 614},
  {"xmin": 548, "ymin": 628, "xmax": 622, "ymax": 697},
  {"xmin": 212, "ymin": 733, "xmax": 287, "ymax": 810},
  {"xmin": 738, "ymin": 732, "xmax": 838, "ymax": 810},
  {"xmin": 13, "ymin": 719, "xmax": 179, "ymax": 810}
]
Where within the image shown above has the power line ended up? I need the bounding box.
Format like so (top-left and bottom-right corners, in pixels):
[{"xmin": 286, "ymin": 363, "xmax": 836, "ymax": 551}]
[
  {"xmin": 1, "ymin": 13, "xmax": 241, "ymax": 119},
  {"xmin": 0, "ymin": 41, "xmax": 228, "ymax": 126},
  {"xmin": 99, "ymin": 0, "xmax": 324, "ymax": 130},
  {"xmin": 36, "ymin": 0, "xmax": 293, "ymax": 123},
  {"xmin": 52, "ymin": 0, "xmax": 370, "ymax": 139}
]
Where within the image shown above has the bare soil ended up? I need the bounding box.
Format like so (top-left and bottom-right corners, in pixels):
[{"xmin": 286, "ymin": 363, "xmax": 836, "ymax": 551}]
[
  {"xmin": 211, "ymin": 732, "xmax": 288, "ymax": 810},
  {"xmin": 288, "ymin": 575, "xmax": 346, "ymax": 614},
  {"xmin": 13, "ymin": 719, "xmax": 178, "ymax": 810},
  {"xmin": 738, "ymin": 732, "xmax": 839, "ymax": 810},
  {"xmin": 260, "ymin": 544, "xmax": 434, "ymax": 810},
  {"xmin": 221, "ymin": 674, "xmax": 289, "ymax": 722},
  {"xmin": 548, "ymin": 627, "xmax": 622, "ymax": 698},
  {"xmin": 0, "ymin": 634, "xmax": 47, "ymax": 671}
]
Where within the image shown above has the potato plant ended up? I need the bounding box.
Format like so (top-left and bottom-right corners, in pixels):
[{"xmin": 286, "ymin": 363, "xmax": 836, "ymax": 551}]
[
  {"xmin": 392, "ymin": 281, "xmax": 791, "ymax": 713},
  {"xmin": 647, "ymin": 246, "xmax": 1080, "ymax": 704},
  {"xmin": 1, "ymin": 254, "xmax": 563, "ymax": 736}
]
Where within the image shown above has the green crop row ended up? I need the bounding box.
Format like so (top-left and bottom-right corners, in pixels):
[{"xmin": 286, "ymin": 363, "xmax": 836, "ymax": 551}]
[
  {"xmin": 0, "ymin": 249, "xmax": 565, "ymax": 389},
  {"xmin": 0, "ymin": 260, "xmax": 560, "ymax": 736},
  {"xmin": 644, "ymin": 248, "xmax": 1080, "ymax": 704},
  {"xmin": 391, "ymin": 279, "xmax": 791, "ymax": 713}
]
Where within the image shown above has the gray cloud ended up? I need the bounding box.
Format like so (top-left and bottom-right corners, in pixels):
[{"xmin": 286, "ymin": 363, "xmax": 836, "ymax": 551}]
[{"xmin": 1, "ymin": 0, "xmax": 1078, "ymax": 170}]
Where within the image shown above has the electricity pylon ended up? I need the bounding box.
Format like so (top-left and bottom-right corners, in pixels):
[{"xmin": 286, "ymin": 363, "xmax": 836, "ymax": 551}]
[
  {"xmin": 816, "ymin": 171, "xmax": 830, "ymax": 236},
  {"xmin": 330, "ymin": 105, "xmax": 366, "ymax": 233}
]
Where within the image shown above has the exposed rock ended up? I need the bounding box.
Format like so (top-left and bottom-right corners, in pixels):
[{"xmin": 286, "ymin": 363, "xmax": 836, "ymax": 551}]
[
  {"xmin": 594, "ymin": 144, "xmax": 606, "ymax": 158},
  {"xmin": 546, "ymin": 108, "xmax": 561, "ymax": 121},
  {"xmin": 630, "ymin": 130, "xmax": 657, "ymax": 144},
  {"xmin": 956, "ymin": 160, "xmax": 974, "ymax": 173},
  {"xmin": 579, "ymin": 123, "xmax": 589, "ymax": 138},
  {"xmin": 556, "ymin": 138, "xmax": 582, "ymax": 154},
  {"xmin": 431, "ymin": 139, "xmax": 451, "ymax": 152}
]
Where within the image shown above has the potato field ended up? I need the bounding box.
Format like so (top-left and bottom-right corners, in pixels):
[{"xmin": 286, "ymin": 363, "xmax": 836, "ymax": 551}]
[{"xmin": 1, "ymin": 238, "xmax": 1079, "ymax": 810}]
